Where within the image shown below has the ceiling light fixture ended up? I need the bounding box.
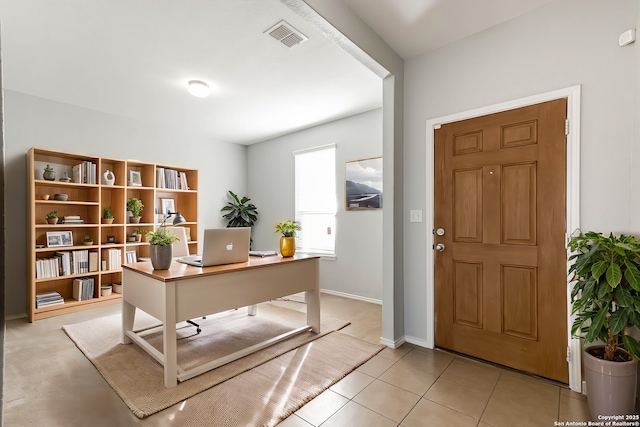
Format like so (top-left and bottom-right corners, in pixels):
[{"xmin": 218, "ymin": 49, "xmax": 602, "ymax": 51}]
[{"xmin": 187, "ymin": 80, "xmax": 210, "ymax": 98}]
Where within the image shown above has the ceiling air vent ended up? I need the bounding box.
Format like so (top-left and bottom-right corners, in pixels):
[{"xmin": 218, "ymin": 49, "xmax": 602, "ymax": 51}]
[{"xmin": 265, "ymin": 20, "xmax": 308, "ymax": 48}]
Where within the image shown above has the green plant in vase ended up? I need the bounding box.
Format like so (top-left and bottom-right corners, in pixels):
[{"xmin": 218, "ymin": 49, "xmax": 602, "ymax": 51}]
[
  {"xmin": 568, "ymin": 231, "xmax": 640, "ymax": 418},
  {"xmin": 103, "ymin": 206, "xmax": 114, "ymax": 224},
  {"xmin": 126, "ymin": 197, "xmax": 144, "ymax": 223},
  {"xmin": 144, "ymin": 227, "xmax": 179, "ymax": 246},
  {"xmin": 144, "ymin": 227, "xmax": 179, "ymax": 270},
  {"xmin": 45, "ymin": 210, "xmax": 58, "ymax": 224},
  {"xmin": 274, "ymin": 219, "xmax": 301, "ymax": 257}
]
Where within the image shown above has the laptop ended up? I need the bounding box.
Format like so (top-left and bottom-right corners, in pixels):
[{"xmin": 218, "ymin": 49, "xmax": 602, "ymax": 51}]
[{"xmin": 177, "ymin": 228, "xmax": 250, "ymax": 267}]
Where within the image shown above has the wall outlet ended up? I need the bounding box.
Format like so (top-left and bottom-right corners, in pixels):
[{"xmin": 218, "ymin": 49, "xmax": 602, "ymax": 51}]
[{"xmin": 409, "ymin": 210, "xmax": 423, "ymax": 223}]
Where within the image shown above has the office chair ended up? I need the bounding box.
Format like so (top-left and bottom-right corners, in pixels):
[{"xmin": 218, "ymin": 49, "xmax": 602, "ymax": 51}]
[{"xmin": 168, "ymin": 226, "xmax": 204, "ymax": 334}]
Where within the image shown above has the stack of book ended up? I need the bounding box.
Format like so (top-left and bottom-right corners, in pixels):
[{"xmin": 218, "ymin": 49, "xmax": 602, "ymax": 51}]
[
  {"xmin": 61, "ymin": 215, "xmax": 84, "ymax": 224},
  {"xmin": 73, "ymin": 277, "xmax": 95, "ymax": 301},
  {"xmin": 35, "ymin": 292, "xmax": 64, "ymax": 308}
]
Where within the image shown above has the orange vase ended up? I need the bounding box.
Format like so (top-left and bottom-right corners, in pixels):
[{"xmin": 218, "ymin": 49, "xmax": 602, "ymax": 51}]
[{"xmin": 279, "ymin": 237, "xmax": 296, "ymax": 257}]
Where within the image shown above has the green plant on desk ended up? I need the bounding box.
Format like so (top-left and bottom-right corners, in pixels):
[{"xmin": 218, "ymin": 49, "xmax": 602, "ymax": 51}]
[
  {"xmin": 144, "ymin": 227, "xmax": 179, "ymax": 246},
  {"xmin": 274, "ymin": 219, "xmax": 301, "ymax": 237}
]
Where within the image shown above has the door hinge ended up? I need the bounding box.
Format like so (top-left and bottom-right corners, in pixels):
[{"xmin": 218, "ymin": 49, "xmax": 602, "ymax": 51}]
[
  {"xmin": 566, "ymin": 346, "xmax": 571, "ymax": 362},
  {"xmin": 565, "ymin": 119, "xmax": 570, "ymax": 136}
]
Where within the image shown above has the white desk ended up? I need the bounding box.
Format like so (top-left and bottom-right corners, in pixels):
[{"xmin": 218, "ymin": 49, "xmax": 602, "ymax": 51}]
[{"xmin": 121, "ymin": 255, "xmax": 320, "ymax": 388}]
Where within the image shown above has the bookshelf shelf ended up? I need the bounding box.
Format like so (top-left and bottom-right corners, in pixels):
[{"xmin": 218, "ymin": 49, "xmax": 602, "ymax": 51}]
[{"xmin": 27, "ymin": 147, "xmax": 198, "ymax": 322}]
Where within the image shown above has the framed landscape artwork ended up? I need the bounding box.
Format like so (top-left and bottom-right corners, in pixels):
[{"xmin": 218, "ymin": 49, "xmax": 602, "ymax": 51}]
[{"xmin": 345, "ymin": 157, "xmax": 383, "ymax": 210}]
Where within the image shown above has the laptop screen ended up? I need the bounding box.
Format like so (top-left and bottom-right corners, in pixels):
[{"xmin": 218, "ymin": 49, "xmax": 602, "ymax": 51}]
[{"xmin": 178, "ymin": 228, "xmax": 250, "ymax": 267}]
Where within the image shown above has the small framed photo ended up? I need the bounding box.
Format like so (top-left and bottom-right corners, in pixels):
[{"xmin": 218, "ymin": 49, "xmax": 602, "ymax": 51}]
[
  {"xmin": 46, "ymin": 231, "xmax": 73, "ymax": 248},
  {"xmin": 161, "ymin": 198, "xmax": 175, "ymax": 215},
  {"xmin": 129, "ymin": 170, "xmax": 142, "ymax": 186}
]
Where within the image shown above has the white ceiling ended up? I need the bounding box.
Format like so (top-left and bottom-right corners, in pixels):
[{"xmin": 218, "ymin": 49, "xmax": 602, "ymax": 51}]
[
  {"xmin": 0, "ymin": 0, "xmax": 556, "ymax": 145},
  {"xmin": 344, "ymin": 0, "xmax": 557, "ymax": 59}
]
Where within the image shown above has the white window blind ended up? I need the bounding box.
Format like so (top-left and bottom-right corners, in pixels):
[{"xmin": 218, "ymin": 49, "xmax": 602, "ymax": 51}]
[{"xmin": 294, "ymin": 145, "xmax": 336, "ymax": 255}]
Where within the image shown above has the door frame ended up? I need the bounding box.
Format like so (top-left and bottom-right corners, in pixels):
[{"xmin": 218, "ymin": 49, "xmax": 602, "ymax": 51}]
[{"xmin": 425, "ymin": 85, "xmax": 582, "ymax": 392}]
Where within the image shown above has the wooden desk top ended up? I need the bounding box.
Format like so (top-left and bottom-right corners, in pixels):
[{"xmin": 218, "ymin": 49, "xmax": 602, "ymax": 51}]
[{"xmin": 122, "ymin": 254, "xmax": 319, "ymax": 282}]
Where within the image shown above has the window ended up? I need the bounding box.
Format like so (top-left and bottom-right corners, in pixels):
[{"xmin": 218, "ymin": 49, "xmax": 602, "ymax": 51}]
[{"xmin": 294, "ymin": 144, "xmax": 336, "ymax": 256}]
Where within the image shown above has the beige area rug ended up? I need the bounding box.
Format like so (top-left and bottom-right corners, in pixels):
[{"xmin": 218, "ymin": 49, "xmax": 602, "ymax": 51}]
[{"xmin": 63, "ymin": 303, "xmax": 383, "ymax": 425}]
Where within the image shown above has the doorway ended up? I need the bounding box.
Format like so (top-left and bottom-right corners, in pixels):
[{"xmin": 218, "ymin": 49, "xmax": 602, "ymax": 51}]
[
  {"xmin": 434, "ymin": 99, "xmax": 567, "ymax": 382},
  {"xmin": 424, "ymin": 86, "xmax": 582, "ymax": 391}
]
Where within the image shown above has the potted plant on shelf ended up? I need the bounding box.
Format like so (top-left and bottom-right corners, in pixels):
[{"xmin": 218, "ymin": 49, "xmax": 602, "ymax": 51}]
[
  {"xmin": 126, "ymin": 197, "xmax": 144, "ymax": 224},
  {"xmin": 45, "ymin": 211, "xmax": 58, "ymax": 224},
  {"xmin": 133, "ymin": 228, "xmax": 144, "ymax": 243},
  {"xmin": 102, "ymin": 206, "xmax": 114, "ymax": 224},
  {"xmin": 42, "ymin": 164, "xmax": 55, "ymax": 181},
  {"xmin": 144, "ymin": 227, "xmax": 179, "ymax": 270},
  {"xmin": 82, "ymin": 235, "xmax": 94, "ymax": 246},
  {"xmin": 568, "ymin": 231, "xmax": 640, "ymax": 418},
  {"xmin": 221, "ymin": 190, "xmax": 259, "ymax": 249},
  {"xmin": 274, "ymin": 219, "xmax": 301, "ymax": 257}
]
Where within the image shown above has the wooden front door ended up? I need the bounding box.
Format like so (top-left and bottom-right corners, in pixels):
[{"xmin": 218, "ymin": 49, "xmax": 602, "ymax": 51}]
[{"xmin": 434, "ymin": 99, "xmax": 568, "ymax": 383}]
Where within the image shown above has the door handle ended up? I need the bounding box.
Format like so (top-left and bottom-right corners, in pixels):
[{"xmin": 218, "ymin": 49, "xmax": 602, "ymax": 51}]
[{"xmin": 435, "ymin": 243, "xmax": 446, "ymax": 252}]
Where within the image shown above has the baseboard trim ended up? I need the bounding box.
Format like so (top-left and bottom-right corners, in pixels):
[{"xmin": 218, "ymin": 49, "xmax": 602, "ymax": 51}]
[
  {"xmin": 404, "ymin": 335, "xmax": 432, "ymax": 349},
  {"xmin": 380, "ymin": 336, "xmax": 405, "ymax": 349},
  {"xmin": 320, "ymin": 289, "xmax": 382, "ymax": 305}
]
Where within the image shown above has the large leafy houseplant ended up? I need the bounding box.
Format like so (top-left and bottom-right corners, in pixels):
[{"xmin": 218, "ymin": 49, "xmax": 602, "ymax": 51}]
[
  {"xmin": 568, "ymin": 231, "xmax": 640, "ymax": 361},
  {"xmin": 221, "ymin": 191, "xmax": 258, "ymax": 228}
]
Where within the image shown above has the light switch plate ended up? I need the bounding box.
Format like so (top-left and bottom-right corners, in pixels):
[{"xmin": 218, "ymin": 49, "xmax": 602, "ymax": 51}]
[{"xmin": 409, "ymin": 210, "xmax": 423, "ymax": 223}]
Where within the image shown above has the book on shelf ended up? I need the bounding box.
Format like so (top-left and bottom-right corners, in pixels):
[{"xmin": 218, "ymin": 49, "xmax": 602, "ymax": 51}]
[
  {"xmin": 61, "ymin": 215, "xmax": 84, "ymax": 224},
  {"xmin": 156, "ymin": 167, "xmax": 189, "ymax": 190},
  {"xmin": 125, "ymin": 251, "xmax": 137, "ymax": 264},
  {"xmin": 35, "ymin": 249, "xmax": 90, "ymax": 279},
  {"xmin": 35, "ymin": 291, "xmax": 64, "ymax": 308},
  {"xmin": 89, "ymin": 252, "xmax": 98, "ymax": 272},
  {"xmin": 72, "ymin": 161, "xmax": 97, "ymax": 184},
  {"xmin": 73, "ymin": 277, "xmax": 95, "ymax": 301},
  {"xmin": 102, "ymin": 248, "xmax": 122, "ymax": 270}
]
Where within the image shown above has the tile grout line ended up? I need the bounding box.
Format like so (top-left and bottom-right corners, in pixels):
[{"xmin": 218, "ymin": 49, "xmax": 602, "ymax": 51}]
[{"xmin": 474, "ymin": 367, "xmax": 503, "ymax": 427}]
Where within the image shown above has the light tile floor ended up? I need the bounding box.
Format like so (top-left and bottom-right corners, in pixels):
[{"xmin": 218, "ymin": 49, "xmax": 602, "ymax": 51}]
[
  {"xmin": 5, "ymin": 293, "xmax": 598, "ymax": 426},
  {"xmin": 278, "ymin": 341, "xmax": 594, "ymax": 427},
  {"xmin": 274, "ymin": 298, "xmax": 596, "ymax": 427}
]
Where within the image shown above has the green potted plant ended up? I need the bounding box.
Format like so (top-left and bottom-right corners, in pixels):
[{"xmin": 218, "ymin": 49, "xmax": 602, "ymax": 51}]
[
  {"xmin": 102, "ymin": 206, "xmax": 114, "ymax": 224},
  {"xmin": 133, "ymin": 228, "xmax": 144, "ymax": 243},
  {"xmin": 45, "ymin": 210, "xmax": 58, "ymax": 224},
  {"xmin": 144, "ymin": 227, "xmax": 179, "ymax": 270},
  {"xmin": 221, "ymin": 190, "xmax": 258, "ymax": 248},
  {"xmin": 43, "ymin": 164, "xmax": 55, "ymax": 181},
  {"xmin": 126, "ymin": 197, "xmax": 144, "ymax": 224},
  {"xmin": 274, "ymin": 219, "xmax": 301, "ymax": 257},
  {"xmin": 82, "ymin": 235, "xmax": 93, "ymax": 246},
  {"xmin": 568, "ymin": 231, "xmax": 640, "ymax": 418}
]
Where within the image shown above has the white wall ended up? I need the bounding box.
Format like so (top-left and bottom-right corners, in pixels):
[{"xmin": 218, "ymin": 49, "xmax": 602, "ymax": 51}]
[
  {"xmin": 402, "ymin": 0, "xmax": 638, "ymax": 342},
  {"xmin": 633, "ymin": 2, "xmax": 640, "ymax": 228},
  {"xmin": 294, "ymin": 0, "xmax": 406, "ymax": 344},
  {"xmin": 4, "ymin": 90, "xmax": 247, "ymax": 317},
  {"xmin": 247, "ymin": 108, "xmax": 383, "ymax": 301}
]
